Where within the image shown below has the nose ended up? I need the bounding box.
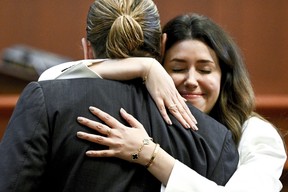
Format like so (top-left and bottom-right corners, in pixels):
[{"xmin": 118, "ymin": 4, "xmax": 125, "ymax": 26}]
[{"xmin": 184, "ymin": 70, "xmax": 198, "ymax": 88}]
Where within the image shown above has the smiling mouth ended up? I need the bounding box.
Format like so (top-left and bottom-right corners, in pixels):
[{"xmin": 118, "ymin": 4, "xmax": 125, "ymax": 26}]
[{"xmin": 181, "ymin": 93, "xmax": 203, "ymax": 98}]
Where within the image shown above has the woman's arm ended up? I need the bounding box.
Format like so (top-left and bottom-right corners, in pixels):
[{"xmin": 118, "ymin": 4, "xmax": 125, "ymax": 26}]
[
  {"xmin": 89, "ymin": 58, "xmax": 197, "ymax": 130},
  {"xmin": 76, "ymin": 107, "xmax": 287, "ymax": 192},
  {"xmin": 76, "ymin": 106, "xmax": 175, "ymax": 185}
]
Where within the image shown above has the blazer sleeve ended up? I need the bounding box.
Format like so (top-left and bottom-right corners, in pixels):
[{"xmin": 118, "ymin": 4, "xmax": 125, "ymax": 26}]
[{"xmin": 0, "ymin": 82, "xmax": 50, "ymax": 191}]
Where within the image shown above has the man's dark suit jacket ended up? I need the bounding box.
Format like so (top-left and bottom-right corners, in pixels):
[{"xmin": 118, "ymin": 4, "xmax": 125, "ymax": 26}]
[{"xmin": 0, "ymin": 78, "xmax": 238, "ymax": 192}]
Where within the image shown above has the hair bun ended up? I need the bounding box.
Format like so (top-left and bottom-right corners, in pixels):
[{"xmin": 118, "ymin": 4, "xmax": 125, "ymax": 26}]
[{"xmin": 106, "ymin": 14, "xmax": 144, "ymax": 58}]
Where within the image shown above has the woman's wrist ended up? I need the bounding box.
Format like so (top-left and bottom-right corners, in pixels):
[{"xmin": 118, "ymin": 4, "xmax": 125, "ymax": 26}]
[
  {"xmin": 146, "ymin": 147, "xmax": 176, "ymax": 186},
  {"xmin": 145, "ymin": 143, "xmax": 160, "ymax": 168},
  {"xmin": 133, "ymin": 140, "xmax": 158, "ymax": 166},
  {"xmin": 138, "ymin": 57, "xmax": 155, "ymax": 82}
]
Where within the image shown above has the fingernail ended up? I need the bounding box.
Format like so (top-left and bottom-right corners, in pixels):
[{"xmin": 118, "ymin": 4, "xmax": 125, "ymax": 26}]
[
  {"xmin": 77, "ymin": 131, "xmax": 84, "ymax": 137},
  {"xmin": 86, "ymin": 151, "xmax": 93, "ymax": 156},
  {"xmin": 77, "ymin": 117, "xmax": 84, "ymax": 122},
  {"xmin": 185, "ymin": 123, "xmax": 191, "ymax": 129},
  {"xmin": 89, "ymin": 106, "xmax": 96, "ymax": 111},
  {"xmin": 167, "ymin": 119, "xmax": 172, "ymax": 125},
  {"xmin": 120, "ymin": 108, "xmax": 126, "ymax": 114},
  {"xmin": 192, "ymin": 124, "xmax": 198, "ymax": 131}
]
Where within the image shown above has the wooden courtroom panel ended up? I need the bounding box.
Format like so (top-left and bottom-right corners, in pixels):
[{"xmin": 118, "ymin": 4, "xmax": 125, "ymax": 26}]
[
  {"xmin": 1, "ymin": 0, "xmax": 288, "ymax": 95},
  {"xmin": 0, "ymin": 95, "xmax": 18, "ymax": 139}
]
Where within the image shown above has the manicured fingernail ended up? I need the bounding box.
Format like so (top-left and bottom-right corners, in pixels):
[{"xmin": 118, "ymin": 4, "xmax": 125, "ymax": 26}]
[
  {"xmin": 120, "ymin": 108, "xmax": 128, "ymax": 114},
  {"xmin": 77, "ymin": 132, "xmax": 84, "ymax": 137},
  {"xmin": 185, "ymin": 123, "xmax": 191, "ymax": 129},
  {"xmin": 89, "ymin": 106, "xmax": 96, "ymax": 111},
  {"xmin": 192, "ymin": 124, "xmax": 198, "ymax": 131},
  {"xmin": 86, "ymin": 151, "xmax": 93, "ymax": 156},
  {"xmin": 167, "ymin": 119, "xmax": 172, "ymax": 125},
  {"xmin": 77, "ymin": 117, "xmax": 84, "ymax": 122}
]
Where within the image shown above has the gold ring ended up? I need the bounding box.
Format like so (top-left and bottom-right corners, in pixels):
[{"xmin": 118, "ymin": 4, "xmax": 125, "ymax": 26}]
[
  {"xmin": 168, "ymin": 104, "xmax": 177, "ymax": 110},
  {"xmin": 106, "ymin": 128, "xmax": 111, "ymax": 136}
]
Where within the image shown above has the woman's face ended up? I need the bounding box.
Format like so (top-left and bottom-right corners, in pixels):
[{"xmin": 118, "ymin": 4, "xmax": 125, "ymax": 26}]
[{"xmin": 163, "ymin": 39, "xmax": 222, "ymax": 113}]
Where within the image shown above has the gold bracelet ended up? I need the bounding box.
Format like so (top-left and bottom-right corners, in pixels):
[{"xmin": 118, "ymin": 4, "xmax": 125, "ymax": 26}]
[
  {"xmin": 131, "ymin": 138, "xmax": 152, "ymax": 160},
  {"xmin": 145, "ymin": 143, "xmax": 160, "ymax": 168}
]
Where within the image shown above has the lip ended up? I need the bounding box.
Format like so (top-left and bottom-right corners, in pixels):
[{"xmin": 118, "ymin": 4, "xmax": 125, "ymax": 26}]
[{"xmin": 180, "ymin": 91, "xmax": 204, "ymax": 99}]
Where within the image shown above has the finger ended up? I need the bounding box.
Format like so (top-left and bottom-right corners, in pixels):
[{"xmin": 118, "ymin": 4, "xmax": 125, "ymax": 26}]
[
  {"xmin": 86, "ymin": 150, "xmax": 115, "ymax": 157},
  {"xmin": 119, "ymin": 108, "xmax": 145, "ymax": 128},
  {"xmin": 174, "ymin": 97, "xmax": 198, "ymax": 130},
  {"xmin": 77, "ymin": 131, "xmax": 112, "ymax": 146},
  {"xmin": 167, "ymin": 101, "xmax": 190, "ymax": 129},
  {"xmin": 89, "ymin": 106, "xmax": 122, "ymax": 128},
  {"xmin": 153, "ymin": 99, "xmax": 172, "ymax": 125},
  {"xmin": 167, "ymin": 93, "xmax": 198, "ymax": 130},
  {"xmin": 177, "ymin": 105, "xmax": 198, "ymax": 130},
  {"xmin": 178, "ymin": 94, "xmax": 198, "ymax": 124},
  {"xmin": 163, "ymin": 93, "xmax": 191, "ymax": 129},
  {"xmin": 77, "ymin": 117, "xmax": 112, "ymax": 135}
]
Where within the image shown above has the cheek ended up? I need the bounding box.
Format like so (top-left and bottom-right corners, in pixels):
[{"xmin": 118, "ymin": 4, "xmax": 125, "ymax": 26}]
[
  {"xmin": 208, "ymin": 76, "xmax": 221, "ymax": 99},
  {"xmin": 169, "ymin": 74, "xmax": 183, "ymax": 87}
]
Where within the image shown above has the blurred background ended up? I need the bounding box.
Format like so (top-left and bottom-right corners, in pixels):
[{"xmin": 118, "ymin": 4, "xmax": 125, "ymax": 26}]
[
  {"xmin": 0, "ymin": 0, "xmax": 287, "ymax": 189},
  {"xmin": 1, "ymin": 0, "xmax": 288, "ymax": 94}
]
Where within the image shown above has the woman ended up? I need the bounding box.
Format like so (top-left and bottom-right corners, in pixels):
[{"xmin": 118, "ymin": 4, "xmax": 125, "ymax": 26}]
[{"xmin": 76, "ymin": 14, "xmax": 287, "ymax": 191}]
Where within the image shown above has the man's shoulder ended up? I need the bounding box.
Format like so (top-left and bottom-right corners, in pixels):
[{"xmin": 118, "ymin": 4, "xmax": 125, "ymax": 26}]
[
  {"xmin": 186, "ymin": 104, "xmax": 232, "ymax": 145},
  {"xmin": 38, "ymin": 78, "xmax": 145, "ymax": 91}
]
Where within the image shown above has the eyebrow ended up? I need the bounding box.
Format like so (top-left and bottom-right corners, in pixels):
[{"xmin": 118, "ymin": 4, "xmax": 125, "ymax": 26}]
[
  {"xmin": 197, "ymin": 59, "xmax": 215, "ymax": 64},
  {"xmin": 170, "ymin": 58, "xmax": 215, "ymax": 64},
  {"xmin": 170, "ymin": 58, "xmax": 186, "ymax": 63}
]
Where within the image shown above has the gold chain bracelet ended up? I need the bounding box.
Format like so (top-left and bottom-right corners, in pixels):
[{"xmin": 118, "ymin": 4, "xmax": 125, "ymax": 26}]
[{"xmin": 131, "ymin": 138, "xmax": 152, "ymax": 160}]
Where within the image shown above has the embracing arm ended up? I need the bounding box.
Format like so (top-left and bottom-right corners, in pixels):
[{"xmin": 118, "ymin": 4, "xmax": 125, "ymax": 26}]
[
  {"xmin": 77, "ymin": 107, "xmax": 287, "ymax": 192},
  {"xmin": 76, "ymin": 107, "xmax": 231, "ymax": 190},
  {"xmin": 76, "ymin": 106, "xmax": 175, "ymax": 186},
  {"xmin": 76, "ymin": 107, "xmax": 229, "ymax": 191},
  {"xmin": 89, "ymin": 58, "xmax": 197, "ymax": 130}
]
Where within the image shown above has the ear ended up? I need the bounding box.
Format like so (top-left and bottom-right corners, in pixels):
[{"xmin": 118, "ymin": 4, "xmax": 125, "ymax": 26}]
[
  {"xmin": 160, "ymin": 33, "xmax": 167, "ymax": 62},
  {"xmin": 81, "ymin": 37, "xmax": 96, "ymax": 59}
]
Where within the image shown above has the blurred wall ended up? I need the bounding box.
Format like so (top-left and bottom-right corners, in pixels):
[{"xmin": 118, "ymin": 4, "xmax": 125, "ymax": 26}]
[{"xmin": 1, "ymin": 0, "xmax": 288, "ymax": 95}]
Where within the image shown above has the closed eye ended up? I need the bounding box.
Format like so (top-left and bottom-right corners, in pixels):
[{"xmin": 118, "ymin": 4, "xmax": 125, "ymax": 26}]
[
  {"xmin": 199, "ymin": 69, "xmax": 211, "ymax": 74},
  {"xmin": 172, "ymin": 68, "xmax": 187, "ymax": 73}
]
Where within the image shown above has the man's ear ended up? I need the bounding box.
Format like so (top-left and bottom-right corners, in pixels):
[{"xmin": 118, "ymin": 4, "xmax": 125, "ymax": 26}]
[
  {"xmin": 81, "ymin": 37, "xmax": 96, "ymax": 59},
  {"xmin": 160, "ymin": 33, "xmax": 167, "ymax": 62}
]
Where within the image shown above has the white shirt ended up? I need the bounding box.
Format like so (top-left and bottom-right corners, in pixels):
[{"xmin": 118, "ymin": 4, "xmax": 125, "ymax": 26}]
[
  {"xmin": 39, "ymin": 61, "xmax": 287, "ymax": 192},
  {"xmin": 162, "ymin": 117, "xmax": 287, "ymax": 192},
  {"xmin": 38, "ymin": 59, "xmax": 105, "ymax": 81}
]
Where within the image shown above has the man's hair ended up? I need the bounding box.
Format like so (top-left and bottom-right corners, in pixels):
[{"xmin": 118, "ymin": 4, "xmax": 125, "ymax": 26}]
[{"xmin": 86, "ymin": 0, "xmax": 162, "ymax": 61}]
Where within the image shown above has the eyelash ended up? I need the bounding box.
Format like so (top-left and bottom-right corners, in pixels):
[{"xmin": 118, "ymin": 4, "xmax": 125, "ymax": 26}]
[
  {"xmin": 172, "ymin": 68, "xmax": 186, "ymax": 73},
  {"xmin": 200, "ymin": 70, "xmax": 211, "ymax": 74},
  {"xmin": 172, "ymin": 68, "xmax": 211, "ymax": 74}
]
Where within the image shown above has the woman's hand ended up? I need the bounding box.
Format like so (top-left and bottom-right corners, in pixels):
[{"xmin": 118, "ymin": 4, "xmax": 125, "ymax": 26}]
[
  {"xmin": 90, "ymin": 57, "xmax": 198, "ymax": 130},
  {"xmin": 77, "ymin": 106, "xmax": 176, "ymax": 185},
  {"xmin": 77, "ymin": 106, "xmax": 155, "ymax": 165},
  {"xmin": 144, "ymin": 59, "xmax": 198, "ymax": 129}
]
